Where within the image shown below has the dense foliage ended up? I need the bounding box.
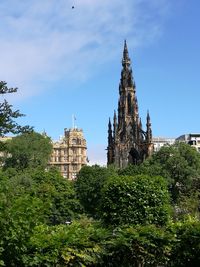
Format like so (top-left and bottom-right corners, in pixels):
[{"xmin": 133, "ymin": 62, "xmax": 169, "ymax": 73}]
[
  {"xmin": 100, "ymin": 174, "xmax": 170, "ymax": 226},
  {"xmin": 102, "ymin": 224, "xmax": 174, "ymax": 267},
  {"xmin": 0, "ymin": 168, "xmax": 83, "ymax": 266},
  {"xmin": 3, "ymin": 131, "xmax": 53, "ymax": 170},
  {"xmin": 119, "ymin": 143, "xmax": 200, "ymax": 218},
  {"xmin": 169, "ymin": 219, "xmax": 200, "ymax": 266},
  {"xmin": 75, "ymin": 165, "xmax": 117, "ymax": 217},
  {"xmin": 149, "ymin": 142, "xmax": 200, "ymax": 203},
  {"xmin": 24, "ymin": 218, "xmax": 108, "ymax": 266},
  {"xmin": 0, "ymin": 157, "xmax": 200, "ymax": 266}
]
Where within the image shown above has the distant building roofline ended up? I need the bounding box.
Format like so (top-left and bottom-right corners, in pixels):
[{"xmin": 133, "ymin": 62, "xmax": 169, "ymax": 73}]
[{"xmin": 64, "ymin": 128, "xmax": 83, "ymax": 132}]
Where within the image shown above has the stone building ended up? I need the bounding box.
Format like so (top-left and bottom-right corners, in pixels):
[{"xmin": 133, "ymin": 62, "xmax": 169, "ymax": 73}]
[
  {"xmin": 107, "ymin": 41, "xmax": 154, "ymax": 168},
  {"xmin": 153, "ymin": 137, "xmax": 175, "ymax": 152},
  {"xmin": 49, "ymin": 128, "xmax": 87, "ymax": 180},
  {"xmin": 176, "ymin": 133, "xmax": 200, "ymax": 153}
]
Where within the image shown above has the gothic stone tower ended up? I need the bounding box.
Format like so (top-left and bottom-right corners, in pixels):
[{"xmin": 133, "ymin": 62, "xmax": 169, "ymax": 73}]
[{"xmin": 107, "ymin": 41, "xmax": 154, "ymax": 168}]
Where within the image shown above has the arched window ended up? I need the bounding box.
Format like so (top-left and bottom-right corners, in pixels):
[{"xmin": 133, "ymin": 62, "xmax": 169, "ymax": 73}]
[
  {"xmin": 72, "ymin": 138, "xmax": 77, "ymax": 144},
  {"xmin": 128, "ymin": 148, "xmax": 140, "ymax": 165}
]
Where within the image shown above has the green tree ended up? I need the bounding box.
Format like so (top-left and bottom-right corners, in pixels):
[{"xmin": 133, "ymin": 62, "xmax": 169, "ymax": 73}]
[
  {"xmin": 176, "ymin": 192, "xmax": 200, "ymax": 220},
  {"xmin": 0, "ymin": 167, "xmax": 84, "ymax": 266},
  {"xmin": 0, "ymin": 170, "xmax": 47, "ymax": 266},
  {"xmin": 0, "ymin": 190, "xmax": 46, "ymax": 266},
  {"xmin": 100, "ymin": 174, "xmax": 170, "ymax": 226},
  {"xmin": 3, "ymin": 131, "xmax": 52, "ymax": 170},
  {"xmin": 24, "ymin": 218, "xmax": 107, "ymax": 267},
  {"xmin": 4, "ymin": 167, "xmax": 83, "ymax": 225},
  {"xmin": 149, "ymin": 142, "xmax": 200, "ymax": 203},
  {"xmin": 120, "ymin": 143, "xmax": 200, "ymax": 218},
  {"xmin": 31, "ymin": 167, "xmax": 83, "ymax": 225},
  {"xmin": 0, "ymin": 81, "xmax": 31, "ymax": 138},
  {"xmin": 118, "ymin": 160, "xmax": 168, "ymax": 178},
  {"xmin": 102, "ymin": 225, "xmax": 174, "ymax": 267},
  {"xmin": 169, "ymin": 219, "xmax": 200, "ymax": 267},
  {"xmin": 75, "ymin": 165, "xmax": 118, "ymax": 217}
]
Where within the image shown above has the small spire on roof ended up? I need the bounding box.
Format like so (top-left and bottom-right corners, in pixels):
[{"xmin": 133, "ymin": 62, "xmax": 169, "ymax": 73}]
[{"xmin": 122, "ymin": 40, "xmax": 131, "ymax": 67}]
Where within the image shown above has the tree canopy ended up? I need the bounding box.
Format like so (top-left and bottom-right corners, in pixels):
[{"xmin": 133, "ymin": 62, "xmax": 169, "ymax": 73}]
[
  {"xmin": 148, "ymin": 142, "xmax": 200, "ymax": 209},
  {"xmin": 100, "ymin": 174, "xmax": 170, "ymax": 226},
  {"xmin": 75, "ymin": 165, "xmax": 117, "ymax": 217},
  {"xmin": 0, "ymin": 81, "xmax": 32, "ymax": 137},
  {"xmin": 120, "ymin": 142, "xmax": 200, "ymax": 210},
  {"xmin": 3, "ymin": 131, "xmax": 52, "ymax": 170}
]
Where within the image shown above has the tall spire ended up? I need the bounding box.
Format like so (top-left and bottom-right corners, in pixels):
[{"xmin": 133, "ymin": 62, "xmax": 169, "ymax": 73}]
[
  {"xmin": 122, "ymin": 40, "xmax": 131, "ymax": 68},
  {"xmin": 146, "ymin": 110, "xmax": 151, "ymax": 125},
  {"xmin": 107, "ymin": 118, "xmax": 114, "ymax": 165},
  {"xmin": 108, "ymin": 118, "xmax": 113, "ymax": 145},
  {"xmin": 118, "ymin": 40, "xmax": 138, "ymax": 129},
  {"xmin": 113, "ymin": 110, "xmax": 117, "ymax": 141},
  {"xmin": 146, "ymin": 110, "xmax": 152, "ymax": 143}
]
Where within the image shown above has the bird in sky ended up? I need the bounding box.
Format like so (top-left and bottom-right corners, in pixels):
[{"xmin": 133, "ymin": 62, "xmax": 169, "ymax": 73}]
[{"xmin": 72, "ymin": 6, "xmax": 75, "ymax": 9}]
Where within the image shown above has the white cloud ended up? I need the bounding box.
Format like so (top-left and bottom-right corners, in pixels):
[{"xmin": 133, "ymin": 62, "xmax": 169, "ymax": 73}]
[{"xmin": 0, "ymin": 0, "xmax": 170, "ymax": 101}]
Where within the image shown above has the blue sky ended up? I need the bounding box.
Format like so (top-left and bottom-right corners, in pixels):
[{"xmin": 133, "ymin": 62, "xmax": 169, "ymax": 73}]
[{"xmin": 0, "ymin": 0, "xmax": 200, "ymax": 165}]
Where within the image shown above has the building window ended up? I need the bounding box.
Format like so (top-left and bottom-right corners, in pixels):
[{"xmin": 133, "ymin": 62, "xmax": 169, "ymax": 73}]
[
  {"xmin": 188, "ymin": 140, "xmax": 196, "ymax": 145},
  {"xmin": 72, "ymin": 173, "xmax": 77, "ymax": 179},
  {"xmin": 71, "ymin": 148, "xmax": 76, "ymax": 154},
  {"xmin": 63, "ymin": 173, "xmax": 67, "ymax": 178},
  {"xmin": 72, "ymin": 138, "xmax": 77, "ymax": 145},
  {"xmin": 77, "ymin": 138, "xmax": 81, "ymax": 145},
  {"xmin": 72, "ymin": 165, "xmax": 77, "ymax": 171}
]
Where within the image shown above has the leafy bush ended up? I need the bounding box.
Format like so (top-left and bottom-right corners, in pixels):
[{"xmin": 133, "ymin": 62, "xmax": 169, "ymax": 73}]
[
  {"xmin": 169, "ymin": 219, "xmax": 200, "ymax": 266},
  {"xmin": 100, "ymin": 174, "xmax": 170, "ymax": 226},
  {"xmin": 75, "ymin": 165, "xmax": 118, "ymax": 217}
]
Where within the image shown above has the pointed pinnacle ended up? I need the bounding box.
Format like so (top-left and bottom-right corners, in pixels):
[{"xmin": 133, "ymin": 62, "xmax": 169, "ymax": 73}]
[
  {"xmin": 108, "ymin": 118, "xmax": 112, "ymax": 128},
  {"xmin": 122, "ymin": 40, "xmax": 131, "ymax": 67},
  {"xmin": 114, "ymin": 110, "xmax": 116, "ymax": 119},
  {"xmin": 147, "ymin": 110, "xmax": 150, "ymax": 121},
  {"xmin": 123, "ymin": 40, "xmax": 129, "ymax": 61}
]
